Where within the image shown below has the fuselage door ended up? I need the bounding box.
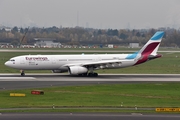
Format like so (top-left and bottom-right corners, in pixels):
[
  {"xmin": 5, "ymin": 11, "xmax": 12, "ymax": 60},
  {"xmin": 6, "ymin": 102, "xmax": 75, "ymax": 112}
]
[
  {"xmin": 20, "ymin": 57, "xmax": 25, "ymax": 64},
  {"xmin": 52, "ymin": 57, "xmax": 56, "ymax": 64}
]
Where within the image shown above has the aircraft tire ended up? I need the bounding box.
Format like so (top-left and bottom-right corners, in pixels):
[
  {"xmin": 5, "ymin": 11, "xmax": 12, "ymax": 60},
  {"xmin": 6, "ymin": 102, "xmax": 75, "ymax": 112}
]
[
  {"xmin": 94, "ymin": 73, "xmax": 98, "ymax": 77},
  {"xmin": 21, "ymin": 73, "xmax": 25, "ymax": 76},
  {"xmin": 88, "ymin": 73, "xmax": 98, "ymax": 77}
]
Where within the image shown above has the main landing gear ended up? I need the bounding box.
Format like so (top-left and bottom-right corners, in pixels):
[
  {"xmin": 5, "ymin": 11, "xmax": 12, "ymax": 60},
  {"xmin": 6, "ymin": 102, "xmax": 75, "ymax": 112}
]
[
  {"xmin": 78, "ymin": 72, "xmax": 98, "ymax": 77},
  {"xmin": 87, "ymin": 67, "xmax": 98, "ymax": 77},
  {"xmin": 87, "ymin": 72, "xmax": 98, "ymax": 77},
  {"xmin": 20, "ymin": 70, "xmax": 25, "ymax": 76}
]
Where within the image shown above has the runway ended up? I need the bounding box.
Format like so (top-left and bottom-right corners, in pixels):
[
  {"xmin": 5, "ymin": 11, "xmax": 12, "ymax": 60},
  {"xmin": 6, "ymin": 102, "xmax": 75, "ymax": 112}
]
[
  {"xmin": 0, "ymin": 73, "xmax": 180, "ymax": 81},
  {"xmin": 0, "ymin": 73, "xmax": 180, "ymax": 90}
]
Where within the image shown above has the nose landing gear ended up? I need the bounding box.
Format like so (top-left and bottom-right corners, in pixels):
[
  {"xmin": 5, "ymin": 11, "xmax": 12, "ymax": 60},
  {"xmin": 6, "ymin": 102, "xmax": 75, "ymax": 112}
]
[{"xmin": 20, "ymin": 70, "xmax": 25, "ymax": 76}]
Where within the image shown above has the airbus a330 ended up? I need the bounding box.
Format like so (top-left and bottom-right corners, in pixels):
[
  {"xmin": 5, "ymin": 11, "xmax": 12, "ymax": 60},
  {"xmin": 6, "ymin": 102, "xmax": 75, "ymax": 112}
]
[{"xmin": 5, "ymin": 31, "xmax": 164, "ymax": 77}]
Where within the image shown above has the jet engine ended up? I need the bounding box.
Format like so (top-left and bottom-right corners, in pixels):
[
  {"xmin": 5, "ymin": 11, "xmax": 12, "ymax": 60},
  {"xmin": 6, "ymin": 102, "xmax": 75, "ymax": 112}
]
[{"xmin": 68, "ymin": 66, "xmax": 88, "ymax": 75}]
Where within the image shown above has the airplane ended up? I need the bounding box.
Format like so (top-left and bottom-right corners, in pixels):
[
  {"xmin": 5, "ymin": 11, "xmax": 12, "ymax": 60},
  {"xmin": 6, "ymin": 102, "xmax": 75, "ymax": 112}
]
[{"xmin": 5, "ymin": 31, "xmax": 164, "ymax": 77}]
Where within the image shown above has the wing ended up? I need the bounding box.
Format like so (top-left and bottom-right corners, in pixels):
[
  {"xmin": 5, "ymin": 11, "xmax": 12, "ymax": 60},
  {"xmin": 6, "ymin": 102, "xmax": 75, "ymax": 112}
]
[{"xmin": 63, "ymin": 59, "xmax": 135, "ymax": 68}]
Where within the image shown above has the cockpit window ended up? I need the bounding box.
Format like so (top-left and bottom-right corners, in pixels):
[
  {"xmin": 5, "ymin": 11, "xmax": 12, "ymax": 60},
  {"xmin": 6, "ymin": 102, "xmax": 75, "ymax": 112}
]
[{"xmin": 10, "ymin": 59, "xmax": 15, "ymax": 61}]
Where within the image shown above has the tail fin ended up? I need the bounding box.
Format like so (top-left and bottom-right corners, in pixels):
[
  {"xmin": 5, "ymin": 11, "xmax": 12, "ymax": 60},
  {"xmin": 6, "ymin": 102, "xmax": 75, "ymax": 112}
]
[
  {"xmin": 134, "ymin": 31, "xmax": 164, "ymax": 65},
  {"xmin": 138, "ymin": 31, "xmax": 164, "ymax": 56}
]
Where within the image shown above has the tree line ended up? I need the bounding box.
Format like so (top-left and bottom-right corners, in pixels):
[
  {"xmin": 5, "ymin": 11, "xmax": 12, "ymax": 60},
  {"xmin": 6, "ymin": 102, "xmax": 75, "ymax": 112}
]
[{"xmin": 0, "ymin": 26, "xmax": 180, "ymax": 47}]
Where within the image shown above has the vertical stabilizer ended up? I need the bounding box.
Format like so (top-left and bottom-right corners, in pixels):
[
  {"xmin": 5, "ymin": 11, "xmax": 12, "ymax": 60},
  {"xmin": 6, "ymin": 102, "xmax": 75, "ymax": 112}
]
[
  {"xmin": 134, "ymin": 31, "xmax": 164, "ymax": 65},
  {"xmin": 138, "ymin": 31, "xmax": 164, "ymax": 56}
]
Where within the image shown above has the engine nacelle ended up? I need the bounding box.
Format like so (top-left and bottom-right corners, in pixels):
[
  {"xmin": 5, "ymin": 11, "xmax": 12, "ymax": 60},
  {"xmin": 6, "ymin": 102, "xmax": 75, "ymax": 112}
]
[
  {"xmin": 68, "ymin": 66, "xmax": 88, "ymax": 75},
  {"xmin": 52, "ymin": 69, "xmax": 68, "ymax": 73}
]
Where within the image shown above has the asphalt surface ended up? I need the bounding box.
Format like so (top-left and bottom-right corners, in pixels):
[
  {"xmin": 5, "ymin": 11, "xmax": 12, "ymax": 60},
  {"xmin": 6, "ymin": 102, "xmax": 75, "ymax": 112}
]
[
  {"xmin": 0, "ymin": 73, "xmax": 180, "ymax": 90},
  {"xmin": 0, "ymin": 74, "xmax": 176, "ymax": 89},
  {"xmin": 0, "ymin": 73, "xmax": 180, "ymax": 120},
  {"xmin": 1, "ymin": 113, "xmax": 180, "ymax": 120}
]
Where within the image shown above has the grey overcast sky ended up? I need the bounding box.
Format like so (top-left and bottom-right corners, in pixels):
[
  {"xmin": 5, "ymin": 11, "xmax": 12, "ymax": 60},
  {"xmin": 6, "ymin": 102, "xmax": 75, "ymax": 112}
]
[{"xmin": 0, "ymin": 0, "xmax": 180, "ymax": 29}]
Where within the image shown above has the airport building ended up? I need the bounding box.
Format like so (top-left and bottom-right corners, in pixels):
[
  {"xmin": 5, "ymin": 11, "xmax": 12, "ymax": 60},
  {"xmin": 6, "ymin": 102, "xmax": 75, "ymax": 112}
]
[
  {"xmin": 129, "ymin": 43, "xmax": 139, "ymax": 48},
  {"xmin": 34, "ymin": 38, "xmax": 61, "ymax": 48}
]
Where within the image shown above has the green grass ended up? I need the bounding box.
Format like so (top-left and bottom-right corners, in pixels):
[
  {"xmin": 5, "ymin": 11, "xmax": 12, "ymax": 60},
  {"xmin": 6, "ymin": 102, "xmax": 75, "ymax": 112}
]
[
  {"xmin": 0, "ymin": 109, "xmax": 157, "ymax": 113},
  {"xmin": 1, "ymin": 83, "xmax": 180, "ymax": 109}
]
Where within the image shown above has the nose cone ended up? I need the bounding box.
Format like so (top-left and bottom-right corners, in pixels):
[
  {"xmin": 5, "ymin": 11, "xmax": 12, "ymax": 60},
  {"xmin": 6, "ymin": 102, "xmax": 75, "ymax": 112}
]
[{"xmin": 4, "ymin": 61, "xmax": 10, "ymax": 67}]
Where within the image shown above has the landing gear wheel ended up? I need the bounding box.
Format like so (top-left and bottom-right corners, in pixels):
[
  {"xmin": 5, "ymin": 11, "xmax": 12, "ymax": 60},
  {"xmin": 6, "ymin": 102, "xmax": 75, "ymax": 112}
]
[
  {"xmin": 20, "ymin": 70, "xmax": 25, "ymax": 76},
  {"xmin": 88, "ymin": 73, "xmax": 98, "ymax": 77},
  {"xmin": 21, "ymin": 72, "xmax": 25, "ymax": 76},
  {"xmin": 88, "ymin": 73, "xmax": 93, "ymax": 77},
  {"xmin": 93, "ymin": 73, "xmax": 98, "ymax": 77}
]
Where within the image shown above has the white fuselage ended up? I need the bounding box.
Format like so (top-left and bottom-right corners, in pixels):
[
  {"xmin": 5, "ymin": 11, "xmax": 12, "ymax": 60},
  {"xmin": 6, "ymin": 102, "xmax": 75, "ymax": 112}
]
[{"xmin": 5, "ymin": 54, "xmax": 137, "ymax": 70}]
